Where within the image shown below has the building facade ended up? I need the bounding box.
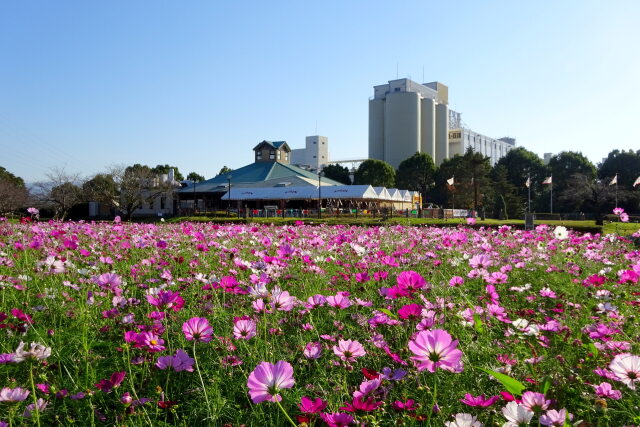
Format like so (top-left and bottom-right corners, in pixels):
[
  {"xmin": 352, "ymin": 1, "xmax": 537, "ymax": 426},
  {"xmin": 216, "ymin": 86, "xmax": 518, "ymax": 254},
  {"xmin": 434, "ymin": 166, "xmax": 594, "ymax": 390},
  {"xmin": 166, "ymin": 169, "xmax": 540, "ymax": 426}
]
[
  {"xmin": 290, "ymin": 135, "xmax": 329, "ymax": 172},
  {"xmin": 369, "ymin": 78, "xmax": 515, "ymax": 167}
]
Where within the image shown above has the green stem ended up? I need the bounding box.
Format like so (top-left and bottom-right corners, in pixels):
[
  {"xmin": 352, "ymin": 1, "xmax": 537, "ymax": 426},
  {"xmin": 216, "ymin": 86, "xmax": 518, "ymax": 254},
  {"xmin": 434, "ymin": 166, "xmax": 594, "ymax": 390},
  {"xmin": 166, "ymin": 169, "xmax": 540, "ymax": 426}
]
[
  {"xmin": 426, "ymin": 373, "xmax": 438, "ymax": 425},
  {"xmin": 193, "ymin": 342, "xmax": 212, "ymax": 421},
  {"xmin": 275, "ymin": 399, "xmax": 297, "ymax": 427},
  {"xmin": 28, "ymin": 362, "xmax": 41, "ymax": 427}
]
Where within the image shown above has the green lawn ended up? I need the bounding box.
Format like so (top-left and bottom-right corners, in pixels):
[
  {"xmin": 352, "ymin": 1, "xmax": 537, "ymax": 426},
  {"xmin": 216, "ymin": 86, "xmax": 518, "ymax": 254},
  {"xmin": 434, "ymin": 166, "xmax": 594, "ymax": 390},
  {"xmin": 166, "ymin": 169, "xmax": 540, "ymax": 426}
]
[{"xmin": 166, "ymin": 215, "xmax": 640, "ymax": 235}]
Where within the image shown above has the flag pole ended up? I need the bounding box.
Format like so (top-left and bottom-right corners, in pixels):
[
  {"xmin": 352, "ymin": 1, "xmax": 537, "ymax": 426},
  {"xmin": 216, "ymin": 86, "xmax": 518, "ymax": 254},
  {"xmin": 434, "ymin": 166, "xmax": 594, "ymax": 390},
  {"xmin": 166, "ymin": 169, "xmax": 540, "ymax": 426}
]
[
  {"xmin": 550, "ymin": 174, "xmax": 553, "ymax": 214},
  {"xmin": 615, "ymin": 173, "xmax": 618, "ymax": 208},
  {"xmin": 528, "ymin": 174, "xmax": 531, "ymax": 214},
  {"xmin": 452, "ymin": 174, "xmax": 455, "ymax": 211}
]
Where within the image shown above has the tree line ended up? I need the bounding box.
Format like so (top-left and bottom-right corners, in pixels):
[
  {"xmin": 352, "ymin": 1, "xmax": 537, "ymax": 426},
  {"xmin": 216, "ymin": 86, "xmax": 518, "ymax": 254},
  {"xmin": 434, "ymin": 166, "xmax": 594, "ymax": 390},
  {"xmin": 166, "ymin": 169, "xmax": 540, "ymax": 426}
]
[
  {"xmin": 322, "ymin": 148, "xmax": 640, "ymax": 220},
  {"xmin": 0, "ymin": 164, "xmax": 211, "ymax": 221}
]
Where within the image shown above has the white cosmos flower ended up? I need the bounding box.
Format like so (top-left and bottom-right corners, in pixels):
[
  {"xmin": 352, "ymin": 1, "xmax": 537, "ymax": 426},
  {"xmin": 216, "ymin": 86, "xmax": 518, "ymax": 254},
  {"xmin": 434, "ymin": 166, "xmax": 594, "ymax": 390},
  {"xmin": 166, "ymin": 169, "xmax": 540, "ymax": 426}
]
[
  {"xmin": 445, "ymin": 412, "xmax": 483, "ymax": 427},
  {"xmin": 502, "ymin": 401, "xmax": 533, "ymax": 427},
  {"xmin": 553, "ymin": 226, "xmax": 568, "ymax": 240},
  {"xmin": 609, "ymin": 353, "xmax": 640, "ymax": 390}
]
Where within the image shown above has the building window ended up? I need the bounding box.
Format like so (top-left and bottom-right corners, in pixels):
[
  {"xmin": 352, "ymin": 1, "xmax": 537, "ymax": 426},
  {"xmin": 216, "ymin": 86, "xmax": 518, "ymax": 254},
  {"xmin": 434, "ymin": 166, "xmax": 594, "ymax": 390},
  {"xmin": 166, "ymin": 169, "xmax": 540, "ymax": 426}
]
[
  {"xmin": 313, "ymin": 141, "xmax": 316, "ymax": 144},
  {"xmin": 257, "ymin": 151, "xmax": 262, "ymax": 159},
  {"xmin": 270, "ymin": 151, "xmax": 275, "ymax": 160},
  {"xmin": 394, "ymin": 87, "xmax": 400, "ymax": 92},
  {"xmin": 285, "ymin": 152, "xmax": 289, "ymax": 161},
  {"xmin": 313, "ymin": 155, "xmax": 316, "ymax": 158},
  {"xmin": 322, "ymin": 141, "xmax": 325, "ymax": 144}
]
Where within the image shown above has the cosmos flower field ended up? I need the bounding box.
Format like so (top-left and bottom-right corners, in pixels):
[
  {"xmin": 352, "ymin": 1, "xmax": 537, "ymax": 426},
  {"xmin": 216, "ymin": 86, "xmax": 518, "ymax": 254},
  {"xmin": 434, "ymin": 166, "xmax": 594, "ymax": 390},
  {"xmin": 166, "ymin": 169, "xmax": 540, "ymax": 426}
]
[{"xmin": 0, "ymin": 219, "xmax": 639, "ymax": 426}]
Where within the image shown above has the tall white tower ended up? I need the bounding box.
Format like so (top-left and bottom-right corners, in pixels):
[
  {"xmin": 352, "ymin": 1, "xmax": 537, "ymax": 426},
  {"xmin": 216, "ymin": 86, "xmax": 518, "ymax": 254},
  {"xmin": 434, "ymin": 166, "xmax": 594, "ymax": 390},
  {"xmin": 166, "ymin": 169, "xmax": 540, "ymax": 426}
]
[{"xmin": 368, "ymin": 78, "xmax": 449, "ymax": 168}]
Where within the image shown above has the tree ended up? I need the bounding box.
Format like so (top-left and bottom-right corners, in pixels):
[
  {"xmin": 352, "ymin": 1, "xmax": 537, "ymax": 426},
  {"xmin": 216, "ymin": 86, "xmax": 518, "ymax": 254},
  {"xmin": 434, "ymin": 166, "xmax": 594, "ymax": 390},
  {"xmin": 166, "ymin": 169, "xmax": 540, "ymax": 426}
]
[
  {"xmin": 559, "ymin": 173, "xmax": 615, "ymax": 224},
  {"xmin": 34, "ymin": 167, "xmax": 84, "ymax": 220},
  {"xmin": 598, "ymin": 150, "xmax": 640, "ymax": 213},
  {"xmin": 354, "ymin": 160, "xmax": 395, "ymax": 188},
  {"xmin": 396, "ymin": 152, "xmax": 435, "ymax": 200},
  {"xmin": 217, "ymin": 166, "xmax": 233, "ymax": 177},
  {"xmin": 322, "ymin": 164, "xmax": 351, "ymax": 185},
  {"xmin": 0, "ymin": 167, "xmax": 29, "ymax": 215},
  {"xmin": 150, "ymin": 165, "xmax": 184, "ymax": 181},
  {"xmin": 548, "ymin": 152, "xmax": 596, "ymax": 212},
  {"xmin": 83, "ymin": 174, "xmax": 119, "ymax": 207},
  {"xmin": 430, "ymin": 149, "xmax": 492, "ymax": 213},
  {"xmin": 0, "ymin": 166, "xmax": 25, "ymax": 187},
  {"xmin": 113, "ymin": 164, "xmax": 174, "ymax": 221},
  {"xmin": 494, "ymin": 147, "xmax": 546, "ymax": 212},
  {"xmin": 490, "ymin": 164, "xmax": 521, "ymax": 219},
  {"xmin": 186, "ymin": 172, "xmax": 205, "ymax": 183}
]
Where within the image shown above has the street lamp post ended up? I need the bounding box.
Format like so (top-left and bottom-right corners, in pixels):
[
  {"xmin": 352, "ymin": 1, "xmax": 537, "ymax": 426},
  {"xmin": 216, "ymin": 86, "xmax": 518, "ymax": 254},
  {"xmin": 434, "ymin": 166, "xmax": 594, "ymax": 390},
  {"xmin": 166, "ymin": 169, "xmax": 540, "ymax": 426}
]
[
  {"xmin": 318, "ymin": 169, "xmax": 324, "ymax": 219},
  {"xmin": 227, "ymin": 174, "xmax": 232, "ymax": 217}
]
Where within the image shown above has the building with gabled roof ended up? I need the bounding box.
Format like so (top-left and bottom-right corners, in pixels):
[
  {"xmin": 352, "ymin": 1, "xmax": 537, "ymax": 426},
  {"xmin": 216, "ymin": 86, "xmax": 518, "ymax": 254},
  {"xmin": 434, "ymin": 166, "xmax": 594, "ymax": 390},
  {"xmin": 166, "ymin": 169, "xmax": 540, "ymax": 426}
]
[{"xmin": 176, "ymin": 140, "xmax": 342, "ymax": 213}]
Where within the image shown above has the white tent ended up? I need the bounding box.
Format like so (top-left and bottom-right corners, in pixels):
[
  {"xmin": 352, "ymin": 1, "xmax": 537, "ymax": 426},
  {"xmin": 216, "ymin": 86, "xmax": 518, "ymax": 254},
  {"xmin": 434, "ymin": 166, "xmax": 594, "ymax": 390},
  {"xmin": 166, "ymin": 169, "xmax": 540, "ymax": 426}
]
[
  {"xmin": 221, "ymin": 186, "xmax": 319, "ymax": 201},
  {"xmin": 387, "ymin": 189, "xmax": 403, "ymax": 202},
  {"xmin": 400, "ymin": 190, "xmax": 413, "ymax": 202},
  {"xmin": 373, "ymin": 187, "xmax": 392, "ymax": 200},
  {"xmin": 322, "ymin": 185, "xmax": 379, "ymax": 200}
]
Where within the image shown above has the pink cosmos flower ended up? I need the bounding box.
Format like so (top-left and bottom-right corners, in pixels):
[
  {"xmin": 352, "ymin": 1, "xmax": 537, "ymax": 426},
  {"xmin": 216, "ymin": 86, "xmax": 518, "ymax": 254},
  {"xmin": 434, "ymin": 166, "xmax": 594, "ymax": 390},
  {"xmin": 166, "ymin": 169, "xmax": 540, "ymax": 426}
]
[
  {"xmin": 449, "ymin": 276, "xmax": 465, "ymax": 287},
  {"xmin": 141, "ymin": 332, "xmax": 165, "ymax": 352},
  {"xmin": 540, "ymin": 408, "xmax": 572, "ymax": 426},
  {"xmin": 398, "ymin": 303, "xmax": 422, "ymax": 320},
  {"xmin": 620, "ymin": 212, "xmax": 629, "ymax": 222},
  {"xmin": 521, "ymin": 391, "xmax": 550, "ymax": 412},
  {"xmin": 182, "ymin": 317, "xmax": 213, "ymax": 343},
  {"xmin": 333, "ymin": 339, "xmax": 366, "ymax": 363},
  {"xmin": 352, "ymin": 377, "xmax": 381, "ymax": 400},
  {"xmin": 304, "ymin": 342, "xmax": 322, "ymax": 359},
  {"xmin": 593, "ymin": 382, "xmax": 622, "ymax": 400},
  {"xmin": 327, "ymin": 293, "xmax": 352, "ymax": 309},
  {"xmin": 320, "ymin": 412, "xmax": 354, "ymax": 426},
  {"xmin": 0, "ymin": 387, "xmax": 30, "ymax": 402},
  {"xmin": 95, "ymin": 371, "xmax": 126, "ymax": 393},
  {"xmin": 246, "ymin": 361, "xmax": 295, "ymax": 403},
  {"xmin": 460, "ymin": 393, "xmax": 500, "ymax": 407},
  {"xmin": 156, "ymin": 349, "xmax": 194, "ymax": 372},
  {"xmin": 392, "ymin": 399, "xmax": 418, "ymax": 411},
  {"xmin": 340, "ymin": 396, "xmax": 382, "ymax": 412},
  {"xmin": 408, "ymin": 329, "xmax": 463, "ymax": 373},
  {"xmin": 609, "ymin": 353, "xmax": 640, "ymax": 390},
  {"xmin": 233, "ymin": 318, "xmax": 257, "ymax": 340},
  {"xmin": 469, "ymin": 254, "xmax": 492, "ymax": 269},
  {"xmin": 613, "ymin": 207, "xmax": 624, "ymax": 215},
  {"xmin": 146, "ymin": 290, "xmax": 185, "ymax": 312},
  {"xmin": 299, "ymin": 396, "xmax": 327, "ymax": 414},
  {"xmin": 396, "ymin": 270, "xmax": 427, "ymax": 292}
]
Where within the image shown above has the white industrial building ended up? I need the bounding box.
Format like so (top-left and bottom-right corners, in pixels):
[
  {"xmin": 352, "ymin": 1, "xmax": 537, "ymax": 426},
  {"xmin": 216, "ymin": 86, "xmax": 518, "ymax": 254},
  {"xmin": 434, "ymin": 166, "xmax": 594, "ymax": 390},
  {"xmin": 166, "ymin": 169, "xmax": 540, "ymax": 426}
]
[
  {"xmin": 290, "ymin": 135, "xmax": 329, "ymax": 172},
  {"xmin": 369, "ymin": 78, "xmax": 515, "ymax": 167}
]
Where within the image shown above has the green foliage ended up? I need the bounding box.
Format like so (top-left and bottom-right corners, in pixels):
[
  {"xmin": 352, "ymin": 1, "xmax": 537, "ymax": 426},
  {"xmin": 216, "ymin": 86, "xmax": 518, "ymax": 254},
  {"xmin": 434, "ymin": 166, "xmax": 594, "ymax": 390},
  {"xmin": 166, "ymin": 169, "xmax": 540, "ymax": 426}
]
[
  {"xmin": 548, "ymin": 152, "xmax": 596, "ymax": 212},
  {"xmin": 490, "ymin": 164, "xmax": 522, "ymax": 219},
  {"xmin": 475, "ymin": 367, "xmax": 527, "ymax": 396},
  {"xmin": 495, "ymin": 147, "xmax": 547, "ymax": 211},
  {"xmin": 187, "ymin": 171, "xmax": 206, "ymax": 182},
  {"xmin": 0, "ymin": 166, "xmax": 25, "ymax": 188},
  {"xmin": 396, "ymin": 152, "xmax": 435, "ymax": 199},
  {"xmin": 150, "ymin": 164, "xmax": 184, "ymax": 181},
  {"xmin": 217, "ymin": 166, "xmax": 233, "ymax": 177},
  {"xmin": 322, "ymin": 164, "xmax": 351, "ymax": 185},
  {"xmin": 354, "ymin": 159, "xmax": 395, "ymax": 187}
]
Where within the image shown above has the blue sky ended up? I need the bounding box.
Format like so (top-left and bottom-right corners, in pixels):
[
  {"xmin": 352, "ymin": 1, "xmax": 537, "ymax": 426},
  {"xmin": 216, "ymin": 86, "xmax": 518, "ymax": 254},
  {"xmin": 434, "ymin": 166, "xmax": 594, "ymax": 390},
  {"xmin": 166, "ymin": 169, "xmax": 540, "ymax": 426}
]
[{"xmin": 1, "ymin": 1, "xmax": 639, "ymax": 182}]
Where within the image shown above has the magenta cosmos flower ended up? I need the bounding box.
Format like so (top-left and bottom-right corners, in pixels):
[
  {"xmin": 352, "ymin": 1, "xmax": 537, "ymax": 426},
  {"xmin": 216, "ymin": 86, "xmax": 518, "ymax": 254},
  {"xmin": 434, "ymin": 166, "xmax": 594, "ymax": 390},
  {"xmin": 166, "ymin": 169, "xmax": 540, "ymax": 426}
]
[
  {"xmin": 333, "ymin": 339, "xmax": 366, "ymax": 363},
  {"xmin": 182, "ymin": 317, "xmax": 213, "ymax": 343},
  {"xmin": 408, "ymin": 329, "xmax": 463, "ymax": 373},
  {"xmin": 246, "ymin": 361, "xmax": 295, "ymax": 403}
]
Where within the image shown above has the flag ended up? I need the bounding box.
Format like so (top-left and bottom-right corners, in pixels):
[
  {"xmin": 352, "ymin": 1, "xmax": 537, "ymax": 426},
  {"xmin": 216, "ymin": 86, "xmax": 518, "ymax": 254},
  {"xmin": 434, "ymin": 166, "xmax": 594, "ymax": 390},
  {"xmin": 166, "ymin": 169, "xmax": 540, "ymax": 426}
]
[
  {"xmin": 446, "ymin": 177, "xmax": 454, "ymax": 186},
  {"xmin": 609, "ymin": 174, "xmax": 618, "ymax": 186},
  {"xmin": 634, "ymin": 176, "xmax": 640, "ymax": 187},
  {"xmin": 524, "ymin": 177, "xmax": 531, "ymax": 188},
  {"xmin": 542, "ymin": 176, "xmax": 552, "ymax": 185}
]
